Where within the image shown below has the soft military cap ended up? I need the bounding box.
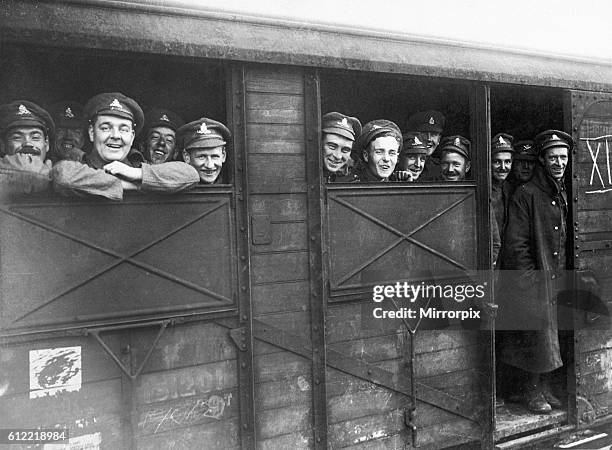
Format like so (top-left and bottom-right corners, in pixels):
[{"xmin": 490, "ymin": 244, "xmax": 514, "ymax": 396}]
[
  {"xmin": 84, "ymin": 92, "xmax": 144, "ymax": 135},
  {"xmin": 514, "ymin": 140, "xmax": 537, "ymax": 160},
  {"xmin": 439, "ymin": 135, "xmax": 471, "ymax": 161},
  {"xmin": 0, "ymin": 100, "xmax": 55, "ymax": 143},
  {"xmin": 177, "ymin": 117, "xmax": 231, "ymax": 151},
  {"xmin": 402, "ymin": 134, "xmax": 428, "ymax": 155},
  {"xmin": 322, "ymin": 112, "xmax": 362, "ymax": 141},
  {"xmin": 491, "ymin": 133, "xmax": 515, "ymax": 155},
  {"xmin": 534, "ymin": 130, "xmax": 574, "ymax": 154},
  {"xmin": 405, "ymin": 110, "xmax": 445, "ymax": 133},
  {"xmin": 144, "ymin": 108, "xmax": 185, "ymax": 134},
  {"xmin": 49, "ymin": 101, "xmax": 85, "ymax": 129},
  {"xmin": 355, "ymin": 119, "xmax": 403, "ymax": 157}
]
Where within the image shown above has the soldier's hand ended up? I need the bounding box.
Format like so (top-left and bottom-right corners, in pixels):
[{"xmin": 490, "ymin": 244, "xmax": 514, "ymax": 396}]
[
  {"xmin": 103, "ymin": 161, "xmax": 143, "ymax": 181},
  {"xmin": 121, "ymin": 180, "xmax": 139, "ymax": 191},
  {"xmin": 395, "ymin": 170, "xmax": 415, "ymax": 182},
  {"xmin": 10, "ymin": 153, "xmax": 52, "ymax": 175}
]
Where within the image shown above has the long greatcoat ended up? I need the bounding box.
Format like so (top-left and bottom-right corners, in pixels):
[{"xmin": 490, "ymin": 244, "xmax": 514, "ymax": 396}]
[{"xmin": 497, "ymin": 163, "xmax": 568, "ymax": 373}]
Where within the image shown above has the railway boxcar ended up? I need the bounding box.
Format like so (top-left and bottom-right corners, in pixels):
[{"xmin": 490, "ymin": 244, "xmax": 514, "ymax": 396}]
[{"xmin": 1, "ymin": 1, "xmax": 612, "ymax": 449}]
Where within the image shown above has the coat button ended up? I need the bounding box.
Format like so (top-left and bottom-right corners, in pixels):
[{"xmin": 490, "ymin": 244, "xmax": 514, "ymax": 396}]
[
  {"xmin": 554, "ymin": 226, "xmax": 559, "ymax": 230},
  {"xmin": 553, "ymin": 251, "xmax": 558, "ymax": 256},
  {"xmin": 551, "ymin": 274, "xmax": 556, "ymax": 279},
  {"xmin": 552, "ymin": 201, "xmax": 556, "ymax": 205}
]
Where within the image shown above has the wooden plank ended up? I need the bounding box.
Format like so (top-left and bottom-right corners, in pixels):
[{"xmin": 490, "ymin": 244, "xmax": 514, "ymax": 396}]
[
  {"xmin": 247, "ymin": 123, "xmax": 305, "ymax": 142},
  {"xmin": 328, "ymin": 385, "xmax": 405, "ymax": 424},
  {"xmin": 250, "ymin": 194, "xmax": 307, "ymax": 221},
  {"xmin": 252, "ymin": 281, "xmax": 311, "ymax": 315},
  {"xmin": 579, "ymin": 370, "xmax": 610, "ymax": 396},
  {"xmin": 257, "ymin": 431, "xmax": 313, "ymax": 450},
  {"xmin": 1, "ymin": 378, "xmax": 122, "ymax": 427},
  {"xmin": 578, "ymin": 210, "xmax": 612, "ymax": 234},
  {"xmin": 576, "ymin": 330, "xmax": 612, "ymax": 352},
  {"xmin": 343, "ymin": 433, "xmax": 407, "ymax": 450},
  {"xmin": 251, "ymin": 252, "xmax": 310, "ymax": 284},
  {"xmin": 131, "ymin": 322, "xmax": 236, "ymax": 373},
  {"xmin": 0, "ymin": 334, "xmax": 122, "ymax": 396},
  {"xmin": 136, "ymin": 418, "xmax": 240, "ymax": 450},
  {"xmin": 254, "ymin": 351, "xmax": 311, "ymax": 384},
  {"xmin": 255, "ymin": 376, "xmax": 313, "ymax": 410},
  {"xmin": 253, "ymin": 311, "xmax": 311, "ymax": 344},
  {"xmin": 249, "ymin": 140, "xmax": 304, "ymax": 154},
  {"xmin": 134, "ymin": 360, "xmax": 238, "ymax": 405},
  {"xmin": 328, "ymin": 409, "xmax": 403, "ymax": 448},
  {"xmin": 247, "ymin": 93, "xmax": 304, "ymax": 124},
  {"xmin": 248, "ymin": 154, "xmax": 306, "ymax": 184},
  {"xmin": 256, "ymin": 404, "xmax": 312, "ymax": 440},
  {"xmin": 414, "ymin": 344, "xmax": 481, "ymax": 378},
  {"xmin": 416, "ymin": 418, "xmax": 480, "ymax": 448},
  {"xmin": 136, "ymin": 388, "xmax": 238, "ymax": 435},
  {"xmin": 246, "ymin": 69, "xmax": 304, "ymax": 95},
  {"xmin": 578, "ymin": 348, "xmax": 612, "ymax": 376},
  {"xmin": 250, "ymin": 222, "xmax": 308, "ymax": 254}
]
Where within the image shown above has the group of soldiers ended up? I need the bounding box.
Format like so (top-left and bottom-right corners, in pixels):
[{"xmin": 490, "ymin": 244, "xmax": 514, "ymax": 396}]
[
  {"xmin": 0, "ymin": 93, "xmax": 229, "ymax": 200},
  {"xmin": 322, "ymin": 111, "xmax": 574, "ymax": 414}
]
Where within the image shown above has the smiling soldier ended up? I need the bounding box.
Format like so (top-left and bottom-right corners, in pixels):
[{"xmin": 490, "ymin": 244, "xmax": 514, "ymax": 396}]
[
  {"xmin": 393, "ymin": 134, "xmax": 428, "ymax": 181},
  {"xmin": 352, "ymin": 119, "xmax": 402, "ymax": 182},
  {"xmin": 500, "ymin": 130, "xmax": 573, "ymax": 413},
  {"xmin": 439, "ymin": 135, "xmax": 471, "ymax": 182},
  {"xmin": 48, "ymin": 101, "xmax": 86, "ymax": 162},
  {"xmin": 52, "ymin": 92, "xmax": 199, "ymax": 200},
  {"xmin": 491, "ymin": 133, "xmax": 515, "ymax": 236},
  {"xmin": 142, "ymin": 108, "xmax": 184, "ymax": 165},
  {"xmin": 320, "ymin": 112, "xmax": 361, "ymax": 182},
  {"xmin": 177, "ymin": 117, "xmax": 231, "ymax": 184},
  {"xmin": 0, "ymin": 100, "xmax": 55, "ymax": 195}
]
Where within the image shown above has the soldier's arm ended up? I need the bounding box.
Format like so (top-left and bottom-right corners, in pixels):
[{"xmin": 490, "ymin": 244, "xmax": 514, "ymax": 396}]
[
  {"xmin": 139, "ymin": 161, "xmax": 200, "ymax": 193},
  {"xmin": 502, "ymin": 187, "xmax": 535, "ymax": 271},
  {"xmin": 0, "ymin": 155, "xmax": 51, "ymax": 197},
  {"xmin": 51, "ymin": 160, "xmax": 123, "ymax": 201}
]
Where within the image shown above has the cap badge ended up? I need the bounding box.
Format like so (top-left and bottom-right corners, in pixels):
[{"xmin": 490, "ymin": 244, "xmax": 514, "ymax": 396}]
[
  {"xmin": 454, "ymin": 137, "xmax": 461, "ymax": 146},
  {"xmin": 64, "ymin": 107, "xmax": 74, "ymax": 118},
  {"xmin": 429, "ymin": 116, "xmax": 435, "ymax": 125},
  {"xmin": 371, "ymin": 125, "xmax": 381, "ymax": 130},
  {"xmin": 109, "ymin": 99, "xmax": 124, "ymax": 111},
  {"xmin": 498, "ymin": 136, "xmax": 505, "ymax": 145},
  {"xmin": 197, "ymin": 122, "xmax": 212, "ymax": 135},
  {"xmin": 339, "ymin": 117, "xmax": 349, "ymax": 128},
  {"xmin": 160, "ymin": 114, "xmax": 170, "ymax": 122},
  {"xmin": 524, "ymin": 144, "xmax": 532, "ymax": 150},
  {"xmin": 17, "ymin": 104, "xmax": 32, "ymax": 116},
  {"xmin": 552, "ymin": 134, "xmax": 559, "ymax": 140},
  {"xmin": 414, "ymin": 136, "xmax": 423, "ymax": 145}
]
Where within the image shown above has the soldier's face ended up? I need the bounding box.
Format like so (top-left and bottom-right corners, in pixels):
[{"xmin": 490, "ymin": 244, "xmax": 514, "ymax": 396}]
[
  {"xmin": 145, "ymin": 126, "xmax": 176, "ymax": 164},
  {"xmin": 512, "ymin": 158, "xmax": 536, "ymax": 183},
  {"xmin": 322, "ymin": 133, "xmax": 353, "ymax": 173},
  {"xmin": 363, "ymin": 136, "xmax": 399, "ymax": 180},
  {"xmin": 55, "ymin": 126, "xmax": 85, "ymax": 159},
  {"xmin": 183, "ymin": 146, "xmax": 226, "ymax": 184},
  {"xmin": 540, "ymin": 147, "xmax": 568, "ymax": 180},
  {"xmin": 422, "ymin": 131, "xmax": 441, "ymax": 156},
  {"xmin": 399, "ymin": 153, "xmax": 426, "ymax": 180},
  {"xmin": 441, "ymin": 151, "xmax": 470, "ymax": 181},
  {"xmin": 5, "ymin": 126, "xmax": 49, "ymax": 161},
  {"xmin": 492, "ymin": 151, "xmax": 513, "ymax": 182},
  {"xmin": 89, "ymin": 115, "xmax": 135, "ymax": 162}
]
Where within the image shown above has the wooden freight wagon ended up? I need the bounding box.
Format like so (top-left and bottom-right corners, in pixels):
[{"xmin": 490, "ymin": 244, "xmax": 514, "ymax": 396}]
[{"xmin": 1, "ymin": 1, "xmax": 611, "ymax": 449}]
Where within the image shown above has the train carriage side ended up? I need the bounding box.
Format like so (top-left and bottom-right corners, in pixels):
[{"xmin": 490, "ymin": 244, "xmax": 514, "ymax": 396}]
[{"xmin": 1, "ymin": 2, "xmax": 612, "ymax": 449}]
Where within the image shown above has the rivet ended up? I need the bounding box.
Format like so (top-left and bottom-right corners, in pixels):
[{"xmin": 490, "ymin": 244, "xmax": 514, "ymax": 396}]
[
  {"xmin": 241, "ymin": 256, "xmax": 246, "ymax": 261},
  {"xmin": 241, "ymin": 362, "xmax": 246, "ymax": 368},
  {"xmin": 240, "ymin": 227, "xmax": 245, "ymax": 232},
  {"xmin": 241, "ymin": 286, "xmax": 246, "ymax": 291}
]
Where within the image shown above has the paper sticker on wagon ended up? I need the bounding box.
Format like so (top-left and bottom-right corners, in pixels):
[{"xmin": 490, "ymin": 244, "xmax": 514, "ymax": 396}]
[{"xmin": 29, "ymin": 346, "xmax": 81, "ymax": 399}]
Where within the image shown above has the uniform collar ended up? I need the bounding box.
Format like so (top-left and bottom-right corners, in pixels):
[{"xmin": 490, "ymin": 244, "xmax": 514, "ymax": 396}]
[{"xmin": 531, "ymin": 163, "xmax": 565, "ymax": 197}]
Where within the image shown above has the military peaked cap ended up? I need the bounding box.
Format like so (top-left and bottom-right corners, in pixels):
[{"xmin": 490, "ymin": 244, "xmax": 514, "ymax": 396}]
[
  {"xmin": 405, "ymin": 110, "xmax": 445, "ymax": 133},
  {"xmin": 534, "ymin": 130, "xmax": 574, "ymax": 154},
  {"xmin": 322, "ymin": 112, "xmax": 362, "ymax": 141},
  {"xmin": 514, "ymin": 140, "xmax": 538, "ymax": 160},
  {"xmin": 439, "ymin": 135, "xmax": 471, "ymax": 161},
  {"xmin": 49, "ymin": 101, "xmax": 86, "ymax": 129},
  {"xmin": 83, "ymin": 92, "xmax": 144, "ymax": 135},
  {"xmin": 402, "ymin": 134, "xmax": 428, "ymax": 154},
  {"xmin": 491, "ymin": 133, "xmax": 515, "ymax": 154},
  {"xmin": 144, "ymin": 108, "xmax": 185, "ymax": 134},
  {"xmin": 177, "ymin": 117, "xmax": 231, "ymax": 151},
  {"xmin": 355, "ymin": 119, "xmax": 403, "ymax": 158},
  {"xmin": 0, "ymin": 100, "xmax": 55, "ymax": 144}
]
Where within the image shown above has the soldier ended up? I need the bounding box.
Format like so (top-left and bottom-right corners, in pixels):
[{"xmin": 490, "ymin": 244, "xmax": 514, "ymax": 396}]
[
  {"xmin": 393, "ymin": 134, "xmax": 428, "ymax": 181},
  {"xmin": 491, "ymin": 133, "xmax": 515, "ymax": 236},
  {"xmin": 142, "ymin": 108, "xmax": 184, "ymax": 165},
  {"xmin": 48, "ymin": 101, "xmax": 86, "ymax": 162},
  {"xmin": 499, "ymin": 130, "xmax": 573, "ymax": 413},
  {"xmin": 405, "ymin": 110, "xmax": 445, "ymax": 181},
  {"xmin": 52, "ymin": 92, "xmax": 199, "ymax": 200},
  {"xmin": 0, "ymin": 100, "xmax": 54, "ymax": 196},
  {"xmin": 508, "ymin": 140, "xmax": 537, "ymax": 188},
  {"xmin": 352, "ymin": 119, "xmax": 402, "ymax": 182},
  {"xmin": 321, "ymin": 112, "xmax": 361, "ymax": 182},
  {"xmin": 439, "ymin": 135, "xmax": 471, "ymax": 182},
  {"xmin": 177, "ymin": 118, "xmax": 231, "ymax": 184}
]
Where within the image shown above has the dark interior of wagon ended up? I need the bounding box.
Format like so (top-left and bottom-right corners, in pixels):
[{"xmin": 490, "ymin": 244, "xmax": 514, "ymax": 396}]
[
  {"xmin": 492, "ymin": 84, "xmax": 573, "ymax": 443},
  {"xmin": 0, "ymin": 44, "xmax": 231, "ymax": 182}
]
